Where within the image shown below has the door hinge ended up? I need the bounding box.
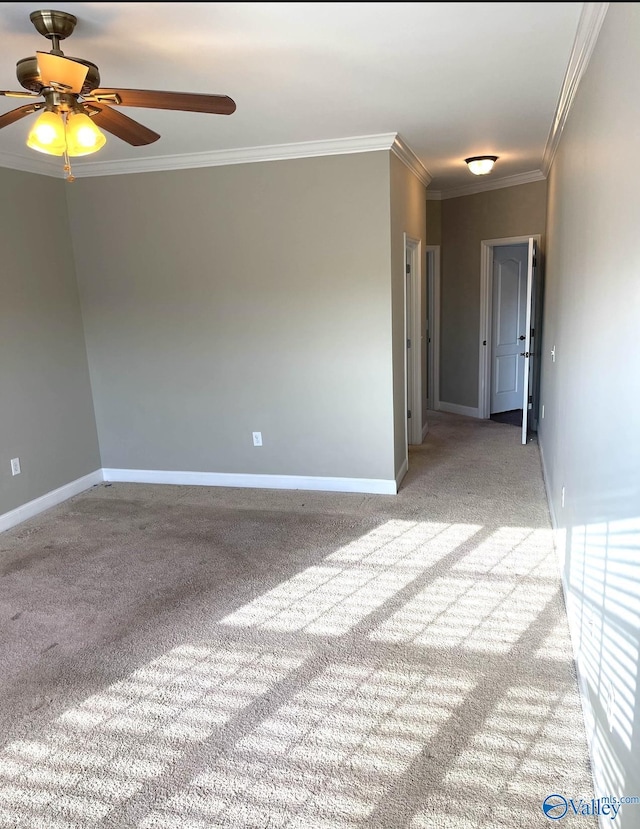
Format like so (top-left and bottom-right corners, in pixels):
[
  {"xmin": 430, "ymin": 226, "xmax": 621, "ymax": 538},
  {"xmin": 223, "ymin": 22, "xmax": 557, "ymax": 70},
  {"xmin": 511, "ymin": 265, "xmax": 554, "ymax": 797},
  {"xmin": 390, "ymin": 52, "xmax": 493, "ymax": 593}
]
[
  {"xmin": 407, "ymin": 409, "xmax": 412, "ymax": 419},
  {"xmin": 529, "ymin": 395, "xmax": 533, "ymax": 404},
  {"xmin": 407, "ymin": 338, "xmax": 411, "ymax": 348},
  {"xmin": 531, "ymin": 327, "xmax": 535, "ymax": 337},
  {"xmin": 406, "ymin": 263, "xmax": 411, "ymax": 274}
]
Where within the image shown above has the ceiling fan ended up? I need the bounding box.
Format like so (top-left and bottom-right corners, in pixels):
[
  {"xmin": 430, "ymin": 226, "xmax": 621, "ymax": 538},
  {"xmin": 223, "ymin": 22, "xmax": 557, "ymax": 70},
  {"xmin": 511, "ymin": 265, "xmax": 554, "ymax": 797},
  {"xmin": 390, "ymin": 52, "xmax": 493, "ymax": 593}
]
[{"xmin": 0, "ymin": 9, "xmax": 236, "ymax": 178}]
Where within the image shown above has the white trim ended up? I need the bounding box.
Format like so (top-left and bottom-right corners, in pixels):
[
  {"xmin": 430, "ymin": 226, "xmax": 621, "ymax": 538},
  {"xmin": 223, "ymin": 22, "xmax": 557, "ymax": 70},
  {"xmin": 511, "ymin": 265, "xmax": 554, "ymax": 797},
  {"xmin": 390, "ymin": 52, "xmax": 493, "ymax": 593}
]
[
  {"xmin": 0, "ymin": 149, "xmax": 65, "ymax": 179},
  {"xmin": 538, "ymin": 436, "xmax": 559, "ymax": 534},
  {"xmin": 422, "ymin": 422, "xmax": 430, "ymax": 442},
  {"xmin": 539, "ymin": 434, "xmax": 599, "ymax": 804},
  {"xmin": 0, "ymin": 470, "xmax": 103, "ymax": 534},
  {"xmin": 0, "ymin": 132, "xmax": 433, "ymax": 180},
  {"xmin": 395, "ymin": 458, "xmax": 409, "ymax": 491},
  {"xmin": 559, "ymin": 567, "xmax": 600, "ymax": 812},
  {"xmin": 391, "ymin": 135, "xmax": 432, "ymax": 187},
  {"xmin": 0, "ymin": 131, "xmax": 435, "ymax": 184},
  {"xmin": 426, "ymin": 245, "xmax": 441, "ymax": 413},
  {"xmin": 542, "ymin": 3, "xmax": 609, "ymax": 176},
  {"xmin": 0, "ymin": 465, "xmax": 399, "ymax": 535},
  {"xmin": 426, "ymin": 190, "xmax": 442, "ymax": 201},
  {"xmin": 102, "ymin": 468, "xmax": 397, "ymax": 495},
  {"xmin": 478, "ymin": 235, "xmax": 542, "ymax": 420},
  {"xmin": 435, "ymin": 170, "xmax": 546, "ymax": 201},
  {"xmin": 404, "ymin": 235, "xmax": 423, "ymax": 447},
  {"xmin": 438, "ymin": 402, "xmax": 480, "ymax": 419}
]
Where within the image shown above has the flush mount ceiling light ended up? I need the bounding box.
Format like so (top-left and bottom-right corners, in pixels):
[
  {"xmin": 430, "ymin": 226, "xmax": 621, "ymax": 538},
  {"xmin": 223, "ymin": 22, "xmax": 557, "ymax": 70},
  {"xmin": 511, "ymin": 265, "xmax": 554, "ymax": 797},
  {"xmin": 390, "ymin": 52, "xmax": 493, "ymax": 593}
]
[{"xmin": 465, "ymin": 155, "xmax": 498, "ymax": 176}]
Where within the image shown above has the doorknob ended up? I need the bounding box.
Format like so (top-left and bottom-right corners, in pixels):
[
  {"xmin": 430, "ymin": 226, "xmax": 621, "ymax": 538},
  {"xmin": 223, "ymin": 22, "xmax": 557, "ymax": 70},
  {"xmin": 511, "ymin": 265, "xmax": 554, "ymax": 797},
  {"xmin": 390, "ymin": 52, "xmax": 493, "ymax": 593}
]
[
  {"xmin": 518, "ymin": 335, "xmax": 526, "ymax": 340},
  {"xmin": 520, "ymin": 352, "xmax": 530, "ymax": 358}
]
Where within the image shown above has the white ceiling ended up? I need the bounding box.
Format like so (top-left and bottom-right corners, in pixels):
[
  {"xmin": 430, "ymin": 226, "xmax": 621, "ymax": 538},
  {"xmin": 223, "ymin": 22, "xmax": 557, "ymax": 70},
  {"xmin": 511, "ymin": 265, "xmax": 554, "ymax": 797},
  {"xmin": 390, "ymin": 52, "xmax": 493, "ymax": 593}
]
[{"xmin": 0, "ymin": 2, "xmax": 586, "ymax": 194}]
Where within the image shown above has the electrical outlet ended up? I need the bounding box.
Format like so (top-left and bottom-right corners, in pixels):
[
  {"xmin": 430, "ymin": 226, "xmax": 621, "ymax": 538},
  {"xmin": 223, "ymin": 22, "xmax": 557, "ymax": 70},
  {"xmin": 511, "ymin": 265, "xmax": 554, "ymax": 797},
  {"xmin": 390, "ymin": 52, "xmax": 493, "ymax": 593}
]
[
  {"xmin": 541, "ymin": 404, "xmax": 545, "ymax": 419},
  {"xmin": 585, "ymin": 608, "xmax": 594, "ymax": 637},
  {"xmin": 10, "ymin": 457, "xmax": 21, "ymax": 476},
  {"xmin": 252, "ymin": 431, "xmax": 263, "ymax": 447},
  {"xmin": 551, "ymin": 345, "xmax": 556, "ymax": 363},
  {"xmin": 561, "ymin": 486, "xmax": 565, "ymax": 508}
]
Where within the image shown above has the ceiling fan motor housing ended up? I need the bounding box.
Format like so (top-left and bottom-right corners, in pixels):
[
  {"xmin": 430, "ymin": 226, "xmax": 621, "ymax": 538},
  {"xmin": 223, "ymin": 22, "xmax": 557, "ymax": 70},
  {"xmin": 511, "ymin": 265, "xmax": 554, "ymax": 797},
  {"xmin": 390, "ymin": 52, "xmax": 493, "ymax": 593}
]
[{"xmin": 16, "ymin": 55, "xmax": 100, "ymax": 95}]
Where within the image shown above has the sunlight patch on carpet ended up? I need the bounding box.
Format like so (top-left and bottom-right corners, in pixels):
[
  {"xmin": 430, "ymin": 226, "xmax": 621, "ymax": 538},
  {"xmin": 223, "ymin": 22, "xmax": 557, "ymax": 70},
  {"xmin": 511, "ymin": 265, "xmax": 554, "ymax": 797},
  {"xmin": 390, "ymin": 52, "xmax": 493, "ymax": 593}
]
[
  {"xmin": 0, "ymin": 644, "xmax": 308, "ymax": 827},
  {"xmin": 218, "ymin": 520, "xmax": 482, "ymax": 636}
]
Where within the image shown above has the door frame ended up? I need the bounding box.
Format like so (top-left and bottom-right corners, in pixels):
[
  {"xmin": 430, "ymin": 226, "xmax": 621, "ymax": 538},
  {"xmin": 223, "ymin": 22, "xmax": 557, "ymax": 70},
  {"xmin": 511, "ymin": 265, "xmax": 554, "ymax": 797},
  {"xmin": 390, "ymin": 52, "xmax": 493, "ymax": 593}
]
[
  {"xmin": 426, "ymin": 245, "xmax": 441, "ymax": 414},
  {"xmin": 404, "ymin": 234, "xmax": 423, "ymax": 446},
  {"xmin": 478, "ymin": 235, "xmax": 541, "ymax": 419}
]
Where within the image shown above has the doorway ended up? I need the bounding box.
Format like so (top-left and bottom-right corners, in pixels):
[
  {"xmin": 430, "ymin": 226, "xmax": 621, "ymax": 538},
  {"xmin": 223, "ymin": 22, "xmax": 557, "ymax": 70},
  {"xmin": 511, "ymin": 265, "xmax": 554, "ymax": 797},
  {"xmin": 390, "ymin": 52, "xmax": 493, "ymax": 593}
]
[
  {"xmin": 426, "ymin": 245, "xmax": 441, "ymax": 414},
  {"xmin": 478, "ymin": 235, "xmax": 541, "ymax": 444},
  {"xmin": 490, "ymin": 244, "xmax": 528, "ymax": 421},
  {"xmin": 404, "ymin": 234, "xmax": 423, "ymax": 448}
]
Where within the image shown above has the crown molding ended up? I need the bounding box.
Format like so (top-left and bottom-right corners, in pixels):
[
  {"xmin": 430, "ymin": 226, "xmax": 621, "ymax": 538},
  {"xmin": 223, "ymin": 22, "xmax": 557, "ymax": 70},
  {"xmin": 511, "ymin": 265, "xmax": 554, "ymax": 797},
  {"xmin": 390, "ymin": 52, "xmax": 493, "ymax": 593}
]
[
  {"xmin": 0, "ymin": 149, "xmax": 62, "ymax": 178},
  {"xmin": 542, "ymin": 2, "xmax": 609, "ymax": 176},
  {"xmin": 430, "ymin": 169, "xmax": 546, "ymax": 201},
  {"xmin": 391, "ymin": 134, "xmax": 432, "ymax": 187},
  {"xmin": 0, "ymin": 132, "xmax": 434, "ymax": 184},
  {"xmin": 53, "ymin": 133, "xmax": 401, "ymax": 178}
]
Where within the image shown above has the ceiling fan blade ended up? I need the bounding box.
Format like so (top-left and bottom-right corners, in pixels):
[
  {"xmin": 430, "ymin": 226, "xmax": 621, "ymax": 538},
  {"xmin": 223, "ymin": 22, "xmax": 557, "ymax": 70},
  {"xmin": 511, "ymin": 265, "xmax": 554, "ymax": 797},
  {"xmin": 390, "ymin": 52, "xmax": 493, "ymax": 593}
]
[
  {"xmin": 87, "ymin": 104, "xmax": 160, "ymax": 146},
  {"xmin": 0, "ymin": 104, "xmax": 40, "ymax": 130},
  {"xmin": 89, "ymin": 88, "xmax": 236, "ymax": 115},
  {"xmin": 0, "ymin": 90, "xmax": 40, "ymax": 99},
  {"xmin": 37, "ymin": 51, "xmax": 88, "ymax": 94}
]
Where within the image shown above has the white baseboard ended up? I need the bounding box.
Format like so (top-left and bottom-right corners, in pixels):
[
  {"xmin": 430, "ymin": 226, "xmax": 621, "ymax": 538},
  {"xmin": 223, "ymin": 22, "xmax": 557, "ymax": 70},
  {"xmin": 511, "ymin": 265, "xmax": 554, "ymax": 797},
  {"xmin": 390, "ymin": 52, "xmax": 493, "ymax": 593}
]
[
  {"xmin": 0, "ymin": 465, "xmax": 398, "ymax": 535},
  {"xmin": 422, "ymin": 421, "xmax": 430, "ymax": 441},
  {"xmin": 0, "ymin": 469, "xmax": 103, "ymax": 534},
  {"xmin": 538, "ymin": 436, "xmax": 557, "ymax": 529},
  {"xmin": 438, "ymin": 401, "xmax": 481, "ymax": 419},
  {"xmin": 395, "ymin": 458, "xmax": 408, "ymax": 491},
  {"xmin": 539, "ymin": 435, "xmax": 599, "ymax": 807},
  {"xmin": 102, "ymin": 468, "xmax": 398, "ymax": 496}
]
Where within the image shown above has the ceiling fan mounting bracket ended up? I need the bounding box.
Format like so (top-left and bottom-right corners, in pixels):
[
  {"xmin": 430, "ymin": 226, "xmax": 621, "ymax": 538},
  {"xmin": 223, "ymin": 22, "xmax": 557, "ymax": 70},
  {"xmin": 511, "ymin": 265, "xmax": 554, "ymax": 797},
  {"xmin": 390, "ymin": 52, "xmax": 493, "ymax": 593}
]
[{"xmin": 29, "ymin": 10, "xmax": 78, "ymax": 47}]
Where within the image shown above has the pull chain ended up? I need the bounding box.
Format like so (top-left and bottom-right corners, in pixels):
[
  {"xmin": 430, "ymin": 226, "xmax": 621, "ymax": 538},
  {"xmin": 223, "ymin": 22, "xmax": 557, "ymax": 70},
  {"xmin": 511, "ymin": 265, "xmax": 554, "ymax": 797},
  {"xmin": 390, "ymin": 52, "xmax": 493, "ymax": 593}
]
[
  {"xmin": 63, "ymin": 147, "xmax": 75, "ymax": 182},
  {"xmin": 61, "ymin": 112, "xmax": 75, "ymax": 182}
]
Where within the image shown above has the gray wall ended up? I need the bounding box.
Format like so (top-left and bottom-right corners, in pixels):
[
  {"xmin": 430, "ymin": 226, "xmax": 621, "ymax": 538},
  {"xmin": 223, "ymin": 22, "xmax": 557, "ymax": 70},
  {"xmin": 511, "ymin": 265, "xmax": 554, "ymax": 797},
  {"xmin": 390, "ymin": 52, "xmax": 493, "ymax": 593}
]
[
  {"xmin": 66, "ymin": 152, "xmax": 397, "ymax": 482},
  {"xmin": 0, "ymin": 168, "xmax": 100, "ymax": 515},
  {"xmin": 389, "ymin": 153, "xmax": 427, "ymax": 476},
  {"xmin": 440, "ymin": 181, "xmax": 547, "ymax": 408},
  {"xmin": 426, "ymin": 199, "xmax": 441, "ymax": 246},
  {"xmin": 540, "ymin": 3, "xmax": 640, "ymax": 819}
]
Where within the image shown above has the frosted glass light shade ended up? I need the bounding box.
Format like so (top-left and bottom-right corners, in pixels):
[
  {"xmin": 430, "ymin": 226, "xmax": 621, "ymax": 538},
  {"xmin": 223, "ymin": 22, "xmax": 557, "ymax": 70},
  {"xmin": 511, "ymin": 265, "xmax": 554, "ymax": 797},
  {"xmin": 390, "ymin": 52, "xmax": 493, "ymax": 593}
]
[
  {"xmin": 65, "ymin": 111, "xmax": 106, "ymax": 156},
  {"xmin": 27, "ymin": 110, "xmax": 66, "ymax": 155},
  {"xmin": 465, "ymin": 155, "xmax": 498, "ymax": 175}
]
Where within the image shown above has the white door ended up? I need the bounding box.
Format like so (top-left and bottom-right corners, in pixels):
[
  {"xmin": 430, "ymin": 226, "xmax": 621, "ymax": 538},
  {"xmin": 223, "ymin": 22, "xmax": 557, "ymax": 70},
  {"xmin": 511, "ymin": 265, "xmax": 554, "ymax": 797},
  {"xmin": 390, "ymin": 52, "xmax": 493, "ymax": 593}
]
[
  {"xmin": 490, "ymin": 244, "xmax": 528, "ymax": 414},
  {"xmin": 521, "ymin": 238, "xmax": 537, "ymax": 444}
]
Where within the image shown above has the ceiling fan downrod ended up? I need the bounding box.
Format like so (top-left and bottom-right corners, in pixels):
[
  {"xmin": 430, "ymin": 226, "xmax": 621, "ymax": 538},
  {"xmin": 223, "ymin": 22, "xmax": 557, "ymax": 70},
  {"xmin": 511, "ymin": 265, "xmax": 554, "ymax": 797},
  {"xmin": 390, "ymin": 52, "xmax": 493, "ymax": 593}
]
[{"xmin": 29, "ymin": 9, "xmax": 78, "ymax": 55}]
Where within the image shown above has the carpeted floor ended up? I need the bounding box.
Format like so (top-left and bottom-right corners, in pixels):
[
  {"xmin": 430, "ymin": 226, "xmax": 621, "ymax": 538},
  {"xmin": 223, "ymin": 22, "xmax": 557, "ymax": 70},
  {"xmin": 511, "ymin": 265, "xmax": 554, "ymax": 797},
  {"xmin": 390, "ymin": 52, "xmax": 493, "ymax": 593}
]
[{"xmin": 0, "ymin": 411, "xmax": 595, "ymax": 828}]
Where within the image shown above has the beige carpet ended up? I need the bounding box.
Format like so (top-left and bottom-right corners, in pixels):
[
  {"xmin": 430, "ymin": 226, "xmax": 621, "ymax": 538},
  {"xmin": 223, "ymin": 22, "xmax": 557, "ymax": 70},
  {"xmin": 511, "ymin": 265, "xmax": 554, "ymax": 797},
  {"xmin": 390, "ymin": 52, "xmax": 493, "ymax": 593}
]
[{"xmin": 0, "ymin": 411, "xmax": 596, "ymax": 828}]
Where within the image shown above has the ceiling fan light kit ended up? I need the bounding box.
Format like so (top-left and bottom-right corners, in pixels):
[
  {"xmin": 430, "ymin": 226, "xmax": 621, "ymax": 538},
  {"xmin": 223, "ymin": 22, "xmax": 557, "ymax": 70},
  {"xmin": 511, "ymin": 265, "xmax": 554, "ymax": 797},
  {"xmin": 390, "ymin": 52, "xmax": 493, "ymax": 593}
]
[
  {"xmin": 465, "ymin": 155, "xmax": 498, "ymax": 175},
  {"xmin": 0, "ymin": 9, "xmax": 237, "ymax": 180},
  {"xmin": 27, "ymin": 106, "xmax": 107, "ymax": 156}
]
